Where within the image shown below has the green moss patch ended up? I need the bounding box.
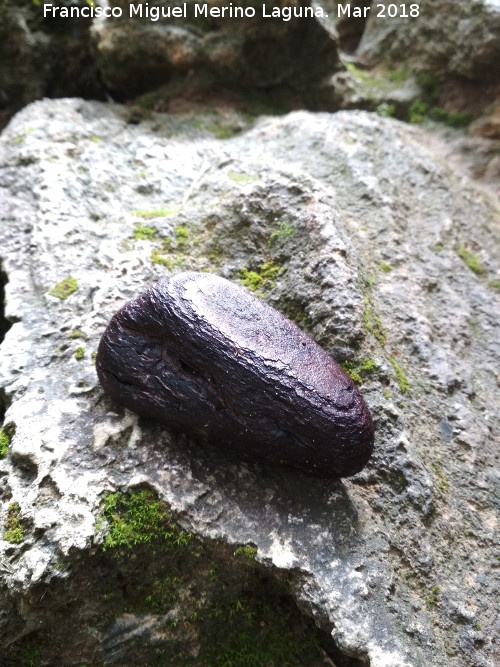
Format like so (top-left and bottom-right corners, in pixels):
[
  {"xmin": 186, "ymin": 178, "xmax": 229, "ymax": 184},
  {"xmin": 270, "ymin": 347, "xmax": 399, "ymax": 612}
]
[
  {"xmin": 360, "ymin": 275, "xmax": 387, "ymax": 346},
  {"xmin": 388, "ymin": 354, "xmax": 410, "ymax": 394},
  {"xmin": 94, "ymin": 488, "xmax": 336, "ymax": 665},
  {"xmin": 4, "ymin": 502, "xmax": 24, "ymax": 543},
  {"xmin": 101, "ymin": 488, "xmax": 191, "ymax": 552},
  {"xmin": 376, "ymin": 103, "xmax": 396, "ymax": 118},
  {"xmin": 48, "ymin": 277, "xmax": 78, "ymax": 300},
  {"xmin": 74, "ymin": 346, "xmax": 85, "ymax": 360},
  {"xmin": 238, "ymin": 261, "xmax": 282, "ymax": 293},
  {"xmin": 234, "ymin": 545, "xmax": 257, "ymax": 559},
  {"xmin": 136, "ymin": 224, "xmax": 191, "ymax": 269},
  {"xmin": 408, "ymin": 100, "xmax": 430, "ymax": 124},
  {"xmin": 151, "ymin": 250, "xmax": 184, "ymax": 270},
  {"xmin": 387, "ymin": 69, "xmax": 408, "ymax": 84},
  {"xmin": 408, "ymin": 73, "xmax": 474, "ymax": 127},
  {"xmin": 456, "ymin": 245, "xmax": 487, "ymax": 275},
  {"xmin": 268, "ymin": 220, "xmax": 294, "ymax": 247},
  {"xmin": 345, "ymin": 62, "xmax": 386, "ymax": 88},
  {"xmin": 198, "ymin": 596, "xmax": 327, "ymax": 666},
  {"xmin": 0, "ymin": 422, "xmax": 15, "ymax": 459},
  {"xmin": 428, "ymin": 107, "xmax": 474, "ymax": 127},
  {"xmin": 175, "ymin": 224, "xmax": 189, "ymax": 247},
  {"xmin": 363, "ymin": 302, "xmax": 387, "ymax": 346},
  {"xmin": 151, "ymin": 246, "xmax": 172, "ymax": 267},
  {"xmin": 341, "ymin": 358, "xmax": 377, "ymax": 386},
  {"xmin": 228, "ymin": 171, "xmax": 260, "ymax": 185},
  {"xmin": 207, "ymin": 123, "xmax": 241, "ymax": 139},
  {"xmin": 132, "ymin": 223, "xmax": 158, "ymax": 240},
  {"xmin": 149, "ymin": 231, "xmax": 189, "ymax": 270},
  {"xmin": 430, "ymin": 461, "xmax": 449, "ymax": 493}
]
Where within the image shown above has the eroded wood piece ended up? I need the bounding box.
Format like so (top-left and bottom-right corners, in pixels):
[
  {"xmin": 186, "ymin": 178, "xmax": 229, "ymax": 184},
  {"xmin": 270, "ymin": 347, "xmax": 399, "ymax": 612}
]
[{"xmin": 96, "ymin": 272, "xmax": 374, "ymax": 478}]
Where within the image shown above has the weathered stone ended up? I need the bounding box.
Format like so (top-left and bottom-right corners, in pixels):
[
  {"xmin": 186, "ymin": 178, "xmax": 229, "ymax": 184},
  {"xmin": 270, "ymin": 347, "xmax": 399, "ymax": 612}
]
[
  {"xmin": 310, "ymin": 0, "xmax": 500, "ymax": 122},
  {"xmin": 0, "ymin": 0, "xmax": 104, "ymax": 124},
  {"xmin": 0, "ymin": 0, "xmax": 340, "ymax": 127},
  {"xmin": 91, "ymin": 0, "xmax": 339, "ymax": 98},
  {"xmin": 470, "ymin": 102, "xmax": 500, "ymax": 139},
  {"xmin": 0, "ymin": 99, "xmax": 499, "ymax": 666},
  {"xmin": 326, "ymin": 65, "xmax": 422, "ymax": 116},
  {"xmin": 97, "ymin": 272, "xmax": 374, "ymax": 478},
  {"xmin": 355, "ymin": 0, "xmax": 500, "ymax": 82}
]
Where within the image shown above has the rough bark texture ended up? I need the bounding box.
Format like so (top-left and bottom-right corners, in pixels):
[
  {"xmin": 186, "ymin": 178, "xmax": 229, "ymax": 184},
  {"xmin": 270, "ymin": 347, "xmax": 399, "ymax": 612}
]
[{"xmin": 97, "ymin": 272, "xmax": 374, "ymax": 478}]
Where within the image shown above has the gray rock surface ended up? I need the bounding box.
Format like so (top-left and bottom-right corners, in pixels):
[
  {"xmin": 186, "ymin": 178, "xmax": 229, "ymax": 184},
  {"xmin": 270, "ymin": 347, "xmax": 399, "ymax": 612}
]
[
  {"xmin": 356, "ymin": 0, "xmax": 500, "ymax": 82},
  {"xmin": 317, "ymin": 0, "xmax": 371, "ymax": 53},
  {"xmin": 0, "ymin": 98, "xmax": 499, "ymax": 666},
  {"xmin": 326, "ymin": 64, "xmax": 422, "ymax": 116},
  {"xmin": 91, "ymin": 0, "xmax": 339, "ymax": 100},
  {"xmin": 0, "ymin": 0, "xmax": 103, "ymax": 122},
  {"xmin": 2, "ymin": 0, "xmax": 499, "ymax": 130}
]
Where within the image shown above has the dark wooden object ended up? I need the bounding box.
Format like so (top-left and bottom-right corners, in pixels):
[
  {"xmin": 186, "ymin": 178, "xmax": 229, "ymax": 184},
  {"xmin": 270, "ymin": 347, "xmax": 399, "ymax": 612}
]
[{"xmin": 96, "ymin": 272, "xmax": 374, "ymax": 478}]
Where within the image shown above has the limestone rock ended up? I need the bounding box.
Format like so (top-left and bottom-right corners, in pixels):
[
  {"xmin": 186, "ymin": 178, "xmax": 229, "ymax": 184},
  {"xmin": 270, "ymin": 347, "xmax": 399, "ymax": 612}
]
[
  {"xmin": 0, "ymin": 0, "xmax": 103, "ymax": 122},
  {"xmin": 356, "ymin": 0, "xmax": 500, "ymax": 82},
  {"xmin": 471, "ymin": 101, "xmax": 500, "ymax": 139},
  {"xmin": 0, "ymin": 99, "xmax": 499, "ymax": 665},
  {"xmin": 91, "ymin": 0, "xmax": 339, "ymax": 98}
]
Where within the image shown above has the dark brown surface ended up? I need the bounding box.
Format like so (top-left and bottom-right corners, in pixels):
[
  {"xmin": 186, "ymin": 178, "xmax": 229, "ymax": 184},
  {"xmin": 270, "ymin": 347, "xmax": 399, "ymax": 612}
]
[{"xmin": 96, "ymin": 272, "xmax": 374, "ymax": 477}]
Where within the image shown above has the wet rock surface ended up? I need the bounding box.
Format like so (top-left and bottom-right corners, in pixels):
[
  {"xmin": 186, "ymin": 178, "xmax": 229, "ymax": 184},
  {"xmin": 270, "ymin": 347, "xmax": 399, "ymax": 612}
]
[{"xmin": 0, "ymin": 99, "xmax": 499, "ymax": 665}]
